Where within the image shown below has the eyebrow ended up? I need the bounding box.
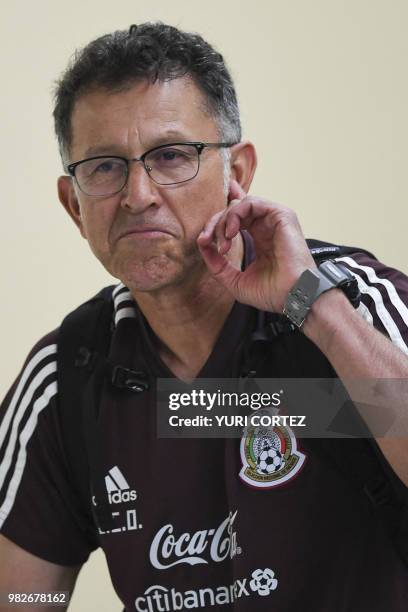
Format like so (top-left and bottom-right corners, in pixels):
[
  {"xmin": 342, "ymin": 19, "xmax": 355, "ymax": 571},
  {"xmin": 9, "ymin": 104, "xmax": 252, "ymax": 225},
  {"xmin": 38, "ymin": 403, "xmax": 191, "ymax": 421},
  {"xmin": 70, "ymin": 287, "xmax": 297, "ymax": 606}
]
[{"xmin": 83, "ymin": 131, "xmax": 192, "ymax": 158}]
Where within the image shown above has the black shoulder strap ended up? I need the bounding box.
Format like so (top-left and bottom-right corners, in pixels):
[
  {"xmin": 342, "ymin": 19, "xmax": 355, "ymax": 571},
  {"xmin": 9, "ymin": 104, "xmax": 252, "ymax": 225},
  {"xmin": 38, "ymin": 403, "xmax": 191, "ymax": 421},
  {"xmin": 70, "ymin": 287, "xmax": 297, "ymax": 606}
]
[
  {"xmin": 58, "ymin": 284, "xmax": 151, "ymax": 533},
  {"xmin": 57, "ymin": 285, "xmax": 117, "ymax": 531},
  {"xmin": 57, "ymin": 285, "xmax": 115, "ymax": 421}
]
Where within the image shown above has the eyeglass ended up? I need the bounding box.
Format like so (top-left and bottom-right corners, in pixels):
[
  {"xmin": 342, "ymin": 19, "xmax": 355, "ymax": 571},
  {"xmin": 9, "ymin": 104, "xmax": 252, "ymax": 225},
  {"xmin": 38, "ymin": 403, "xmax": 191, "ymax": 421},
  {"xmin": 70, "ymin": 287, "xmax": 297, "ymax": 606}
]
[{"xmin": 67, "ymin": 141, "xmax": 237, "ymax": 197}]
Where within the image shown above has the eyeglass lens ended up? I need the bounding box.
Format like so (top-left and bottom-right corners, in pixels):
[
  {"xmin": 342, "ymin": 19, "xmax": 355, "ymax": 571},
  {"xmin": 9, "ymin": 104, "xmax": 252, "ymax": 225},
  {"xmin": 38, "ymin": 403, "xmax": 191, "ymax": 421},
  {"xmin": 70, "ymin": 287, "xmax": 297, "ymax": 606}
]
[{"xmin": 74, "ymin": 145, "xmax": 200, "ymax": 195}]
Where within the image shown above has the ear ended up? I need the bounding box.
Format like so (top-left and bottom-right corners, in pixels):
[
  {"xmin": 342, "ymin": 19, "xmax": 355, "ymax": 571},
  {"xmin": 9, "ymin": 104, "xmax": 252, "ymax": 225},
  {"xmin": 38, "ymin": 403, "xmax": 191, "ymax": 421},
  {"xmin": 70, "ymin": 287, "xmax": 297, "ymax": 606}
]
[
  {"xmin": 228, "ymin": 140, "xmax": 257, "ymax": 200},
  {"xmin": 57, "ymin": 175, "xmax": 87, "ymax": 239}
]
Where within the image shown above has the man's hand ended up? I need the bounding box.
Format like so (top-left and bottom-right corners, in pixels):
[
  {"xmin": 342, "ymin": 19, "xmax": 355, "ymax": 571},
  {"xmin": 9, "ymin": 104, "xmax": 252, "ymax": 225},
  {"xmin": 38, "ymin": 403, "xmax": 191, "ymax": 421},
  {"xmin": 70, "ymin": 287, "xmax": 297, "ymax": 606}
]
[{"xmin": 197, "ymin": 180, "xmax": 316, "ymax": 313}]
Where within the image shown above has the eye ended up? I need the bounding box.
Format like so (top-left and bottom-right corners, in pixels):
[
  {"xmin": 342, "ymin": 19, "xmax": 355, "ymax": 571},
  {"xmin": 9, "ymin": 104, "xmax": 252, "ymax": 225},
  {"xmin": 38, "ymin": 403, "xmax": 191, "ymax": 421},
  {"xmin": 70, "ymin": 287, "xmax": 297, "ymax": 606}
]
[
  {"xmin": 93, "ymin": 160, "xmax": 119, "ymax": 173},
  {"xmin": 149, "ymin": 147, "xmax": 195, "ymax": 165},
  {"xmin": 80, "ymin": 158, "xmax": 126, "ymax": 181},
  {"xmin": 160, "ymin": 149, "xmax": 183, "ymax": 161}
]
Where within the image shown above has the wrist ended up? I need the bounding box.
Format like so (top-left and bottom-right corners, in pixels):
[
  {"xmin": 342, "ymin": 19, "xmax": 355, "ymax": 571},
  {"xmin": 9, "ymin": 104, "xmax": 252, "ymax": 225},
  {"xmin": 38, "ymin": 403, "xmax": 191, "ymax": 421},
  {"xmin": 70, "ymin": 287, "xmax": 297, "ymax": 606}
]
[{"xmin": 302, "ymin": 288, "xmax": 353, "ymax": 354}]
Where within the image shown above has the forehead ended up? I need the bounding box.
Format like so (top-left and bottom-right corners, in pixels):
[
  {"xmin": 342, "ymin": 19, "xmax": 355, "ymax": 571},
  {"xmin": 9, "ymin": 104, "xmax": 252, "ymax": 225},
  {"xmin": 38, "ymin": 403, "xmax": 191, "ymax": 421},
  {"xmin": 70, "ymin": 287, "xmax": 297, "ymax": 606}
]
[{"xmin": 70, "ymin": 77, "xmax": 218, "ymax": 160}]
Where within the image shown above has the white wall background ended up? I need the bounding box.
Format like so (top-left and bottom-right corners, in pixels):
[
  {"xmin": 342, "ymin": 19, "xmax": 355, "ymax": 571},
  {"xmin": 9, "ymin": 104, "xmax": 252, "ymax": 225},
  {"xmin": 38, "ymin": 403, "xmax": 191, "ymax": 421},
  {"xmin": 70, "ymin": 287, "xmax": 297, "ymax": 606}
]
[{"xmin": 1, "ymin": 0, "xmax": 407, "ymax": 610}]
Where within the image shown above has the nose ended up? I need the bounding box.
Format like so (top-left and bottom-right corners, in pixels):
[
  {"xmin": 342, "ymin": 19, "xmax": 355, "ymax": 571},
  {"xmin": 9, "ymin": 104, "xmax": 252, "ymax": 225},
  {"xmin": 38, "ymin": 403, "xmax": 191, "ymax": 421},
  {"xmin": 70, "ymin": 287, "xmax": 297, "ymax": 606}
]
[{"xmin": 119, "ymin": 159, "xmax": 158, "ymax": 213}]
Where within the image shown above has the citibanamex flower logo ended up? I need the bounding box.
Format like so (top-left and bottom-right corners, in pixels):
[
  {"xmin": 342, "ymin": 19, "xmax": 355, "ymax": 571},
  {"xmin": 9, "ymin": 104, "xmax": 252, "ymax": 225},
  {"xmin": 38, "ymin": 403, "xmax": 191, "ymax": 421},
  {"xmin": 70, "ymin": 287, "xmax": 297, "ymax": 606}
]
[{"xmin": 249, "ymin": 568, "xmax": 278, "ymax": 596}]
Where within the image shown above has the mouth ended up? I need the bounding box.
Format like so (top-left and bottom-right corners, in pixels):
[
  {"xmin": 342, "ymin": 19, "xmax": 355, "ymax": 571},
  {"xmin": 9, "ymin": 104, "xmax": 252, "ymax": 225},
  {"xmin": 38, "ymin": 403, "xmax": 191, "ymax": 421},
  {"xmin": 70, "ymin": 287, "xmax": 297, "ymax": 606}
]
[{"xmin": 119, "ymin": 227, "xmax": 172, "ymax": 240}]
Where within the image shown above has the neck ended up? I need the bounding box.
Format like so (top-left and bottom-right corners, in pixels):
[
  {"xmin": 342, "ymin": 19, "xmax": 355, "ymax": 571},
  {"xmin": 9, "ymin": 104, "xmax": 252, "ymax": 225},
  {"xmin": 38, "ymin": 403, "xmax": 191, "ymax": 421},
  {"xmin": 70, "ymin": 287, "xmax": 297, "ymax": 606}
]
[{"xmin": 130, "ymin": 234, "xmax": 244, "ymax": 379}]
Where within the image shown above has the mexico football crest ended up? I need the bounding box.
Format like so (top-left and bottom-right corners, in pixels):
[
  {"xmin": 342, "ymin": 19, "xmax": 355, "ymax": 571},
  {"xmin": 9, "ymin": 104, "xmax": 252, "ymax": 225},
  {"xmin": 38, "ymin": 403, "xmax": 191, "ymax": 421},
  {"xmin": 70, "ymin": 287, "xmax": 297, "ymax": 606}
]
[{"xmin": 239, "ymin": 416, "xmax": 306, "ymax": 489}]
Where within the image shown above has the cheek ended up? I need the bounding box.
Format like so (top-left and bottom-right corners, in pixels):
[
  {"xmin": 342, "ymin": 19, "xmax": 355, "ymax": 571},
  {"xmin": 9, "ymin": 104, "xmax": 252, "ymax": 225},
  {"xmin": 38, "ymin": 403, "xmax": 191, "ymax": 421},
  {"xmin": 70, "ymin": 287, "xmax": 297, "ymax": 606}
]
[
  {"xmin": 177, "ymin": 174, "xmax": 227, "ymax": 235},
  {"xmin": 81, "ymin": 204, "xmax": 114, "ymax": 255}
]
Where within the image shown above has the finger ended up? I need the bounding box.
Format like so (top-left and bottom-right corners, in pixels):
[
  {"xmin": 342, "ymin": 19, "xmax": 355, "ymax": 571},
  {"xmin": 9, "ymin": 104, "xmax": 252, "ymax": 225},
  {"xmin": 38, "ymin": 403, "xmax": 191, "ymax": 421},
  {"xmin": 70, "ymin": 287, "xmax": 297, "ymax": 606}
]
[
  {"xmin": 197, "ymin": 210, "xmax": 224, "ymax": 245},
  {"xmin": 214, "ymin": 213, "xmax": 231, "ymax": 254},
  {"xmin": 214, "ymin": 204, "xmax": 245, "ymax": 254},
  {"xmin": 222, "ymin": 199, "xmax": 266, "ymax": 246},
  {"xmin": 197, "ymin": 239, "xmax": 241, "ymax": 291},
  {"xmin": 227, "ymin": 198, "xmax": 272, "ymax": 226},
  {"xmin": 228, "ymin": 179, "xmax": 247, "ymax": 204},
  {"xmin": 225, "ymin": 210, "xmax": 242, "ymax": 239}
]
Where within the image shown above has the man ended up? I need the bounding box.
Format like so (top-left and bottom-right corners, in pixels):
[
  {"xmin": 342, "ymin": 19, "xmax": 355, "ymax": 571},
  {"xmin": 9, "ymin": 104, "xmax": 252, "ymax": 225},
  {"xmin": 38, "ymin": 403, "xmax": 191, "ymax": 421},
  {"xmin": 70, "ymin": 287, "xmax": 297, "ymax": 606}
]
[{"xmin": 0, "ymin": 22, "xmax": 407, "ymax": 611}]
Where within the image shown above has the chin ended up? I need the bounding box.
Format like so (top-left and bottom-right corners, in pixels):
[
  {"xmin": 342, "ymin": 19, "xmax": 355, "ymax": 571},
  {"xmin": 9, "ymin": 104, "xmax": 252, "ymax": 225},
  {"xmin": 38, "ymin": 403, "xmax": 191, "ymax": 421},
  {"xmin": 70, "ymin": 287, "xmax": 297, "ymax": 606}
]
[{"xmin": 114, "ymin": 255, "xmax": 186, "ymax": 293}]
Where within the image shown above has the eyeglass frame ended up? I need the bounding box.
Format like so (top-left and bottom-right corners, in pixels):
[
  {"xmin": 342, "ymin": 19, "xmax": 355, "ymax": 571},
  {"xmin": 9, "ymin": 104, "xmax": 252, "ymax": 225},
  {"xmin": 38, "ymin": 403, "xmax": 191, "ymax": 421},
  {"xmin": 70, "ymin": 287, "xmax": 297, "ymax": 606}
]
[{"xmin": 66, "ymin": 141, "xmax": 238, "ymax": 196}]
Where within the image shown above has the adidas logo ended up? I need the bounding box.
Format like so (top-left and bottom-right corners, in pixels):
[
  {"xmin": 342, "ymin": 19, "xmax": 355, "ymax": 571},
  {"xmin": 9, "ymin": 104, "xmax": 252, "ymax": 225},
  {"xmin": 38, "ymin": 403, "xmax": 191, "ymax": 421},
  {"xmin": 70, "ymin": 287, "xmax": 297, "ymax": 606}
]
[{"xmin": 105, "ymin": 465, "xmax": 137, "ymax": 505}]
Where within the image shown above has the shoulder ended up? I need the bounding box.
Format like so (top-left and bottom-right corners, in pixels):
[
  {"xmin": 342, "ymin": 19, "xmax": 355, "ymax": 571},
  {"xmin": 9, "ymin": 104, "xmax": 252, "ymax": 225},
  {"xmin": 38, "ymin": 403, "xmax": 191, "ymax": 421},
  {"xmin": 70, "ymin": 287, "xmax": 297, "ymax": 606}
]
[
  {"xmin": 23, "ymin": 328, "xmax": 59, "ymax": 367},
  {"xmin": 2, "ymin": 284, "xmax": 121, "ymax": 410},
  {"xmin": 332, "ymin": 249, "xmax": 408, "ymax": 354},
  {"xmin": 3, "ymin": 328, "xmax": 60, "ymax": 412},
  {"xmin": 305, "ymin": 238, "xmax": 408, "ymax": 354}
]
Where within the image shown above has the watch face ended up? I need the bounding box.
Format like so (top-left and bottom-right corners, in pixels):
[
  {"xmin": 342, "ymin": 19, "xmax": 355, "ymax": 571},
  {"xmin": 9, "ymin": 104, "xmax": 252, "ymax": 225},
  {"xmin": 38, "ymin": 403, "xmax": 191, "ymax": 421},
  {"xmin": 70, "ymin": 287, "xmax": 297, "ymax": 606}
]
[
  {"xmin": 320, "ymin": 260, "xmax": 350, "ymax": 283},
  {"xmin": 283, "ymin": 300, "xmax": 307, "ymax": 328}
]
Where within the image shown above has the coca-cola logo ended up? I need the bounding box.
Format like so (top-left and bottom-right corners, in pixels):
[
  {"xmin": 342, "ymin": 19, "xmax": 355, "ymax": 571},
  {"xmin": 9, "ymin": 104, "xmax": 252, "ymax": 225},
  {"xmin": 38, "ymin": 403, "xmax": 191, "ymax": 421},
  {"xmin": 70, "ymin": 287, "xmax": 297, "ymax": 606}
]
[{"xmin": 150, "ymin": 510, "xmax": 240, "ymax": 570}]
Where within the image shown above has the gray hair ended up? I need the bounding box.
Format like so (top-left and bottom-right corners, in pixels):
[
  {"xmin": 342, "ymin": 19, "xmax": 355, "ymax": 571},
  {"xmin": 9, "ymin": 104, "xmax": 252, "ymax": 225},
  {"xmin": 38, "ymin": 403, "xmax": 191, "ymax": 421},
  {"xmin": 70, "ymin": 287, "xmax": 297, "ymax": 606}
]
[{"xmin": 52, "ymin": 22, "xmax": 242, "ymax": 173}]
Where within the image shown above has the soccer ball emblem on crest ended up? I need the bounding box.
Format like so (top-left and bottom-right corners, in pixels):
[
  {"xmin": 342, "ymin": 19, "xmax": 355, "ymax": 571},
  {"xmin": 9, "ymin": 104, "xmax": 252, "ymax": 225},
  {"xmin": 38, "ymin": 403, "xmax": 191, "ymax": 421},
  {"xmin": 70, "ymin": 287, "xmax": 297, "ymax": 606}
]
[{"xmin": 256, "ymin": 444, "xmax": 284, "ymax": 475}]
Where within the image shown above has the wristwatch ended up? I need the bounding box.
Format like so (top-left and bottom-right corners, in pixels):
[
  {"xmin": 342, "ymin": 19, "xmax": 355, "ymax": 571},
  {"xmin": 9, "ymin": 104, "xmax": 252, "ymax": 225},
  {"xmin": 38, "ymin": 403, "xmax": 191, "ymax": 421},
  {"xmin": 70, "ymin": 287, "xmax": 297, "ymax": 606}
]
[{"xmin": 282, "ymin": 260, "xmax": 360, "ymax": 328}]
